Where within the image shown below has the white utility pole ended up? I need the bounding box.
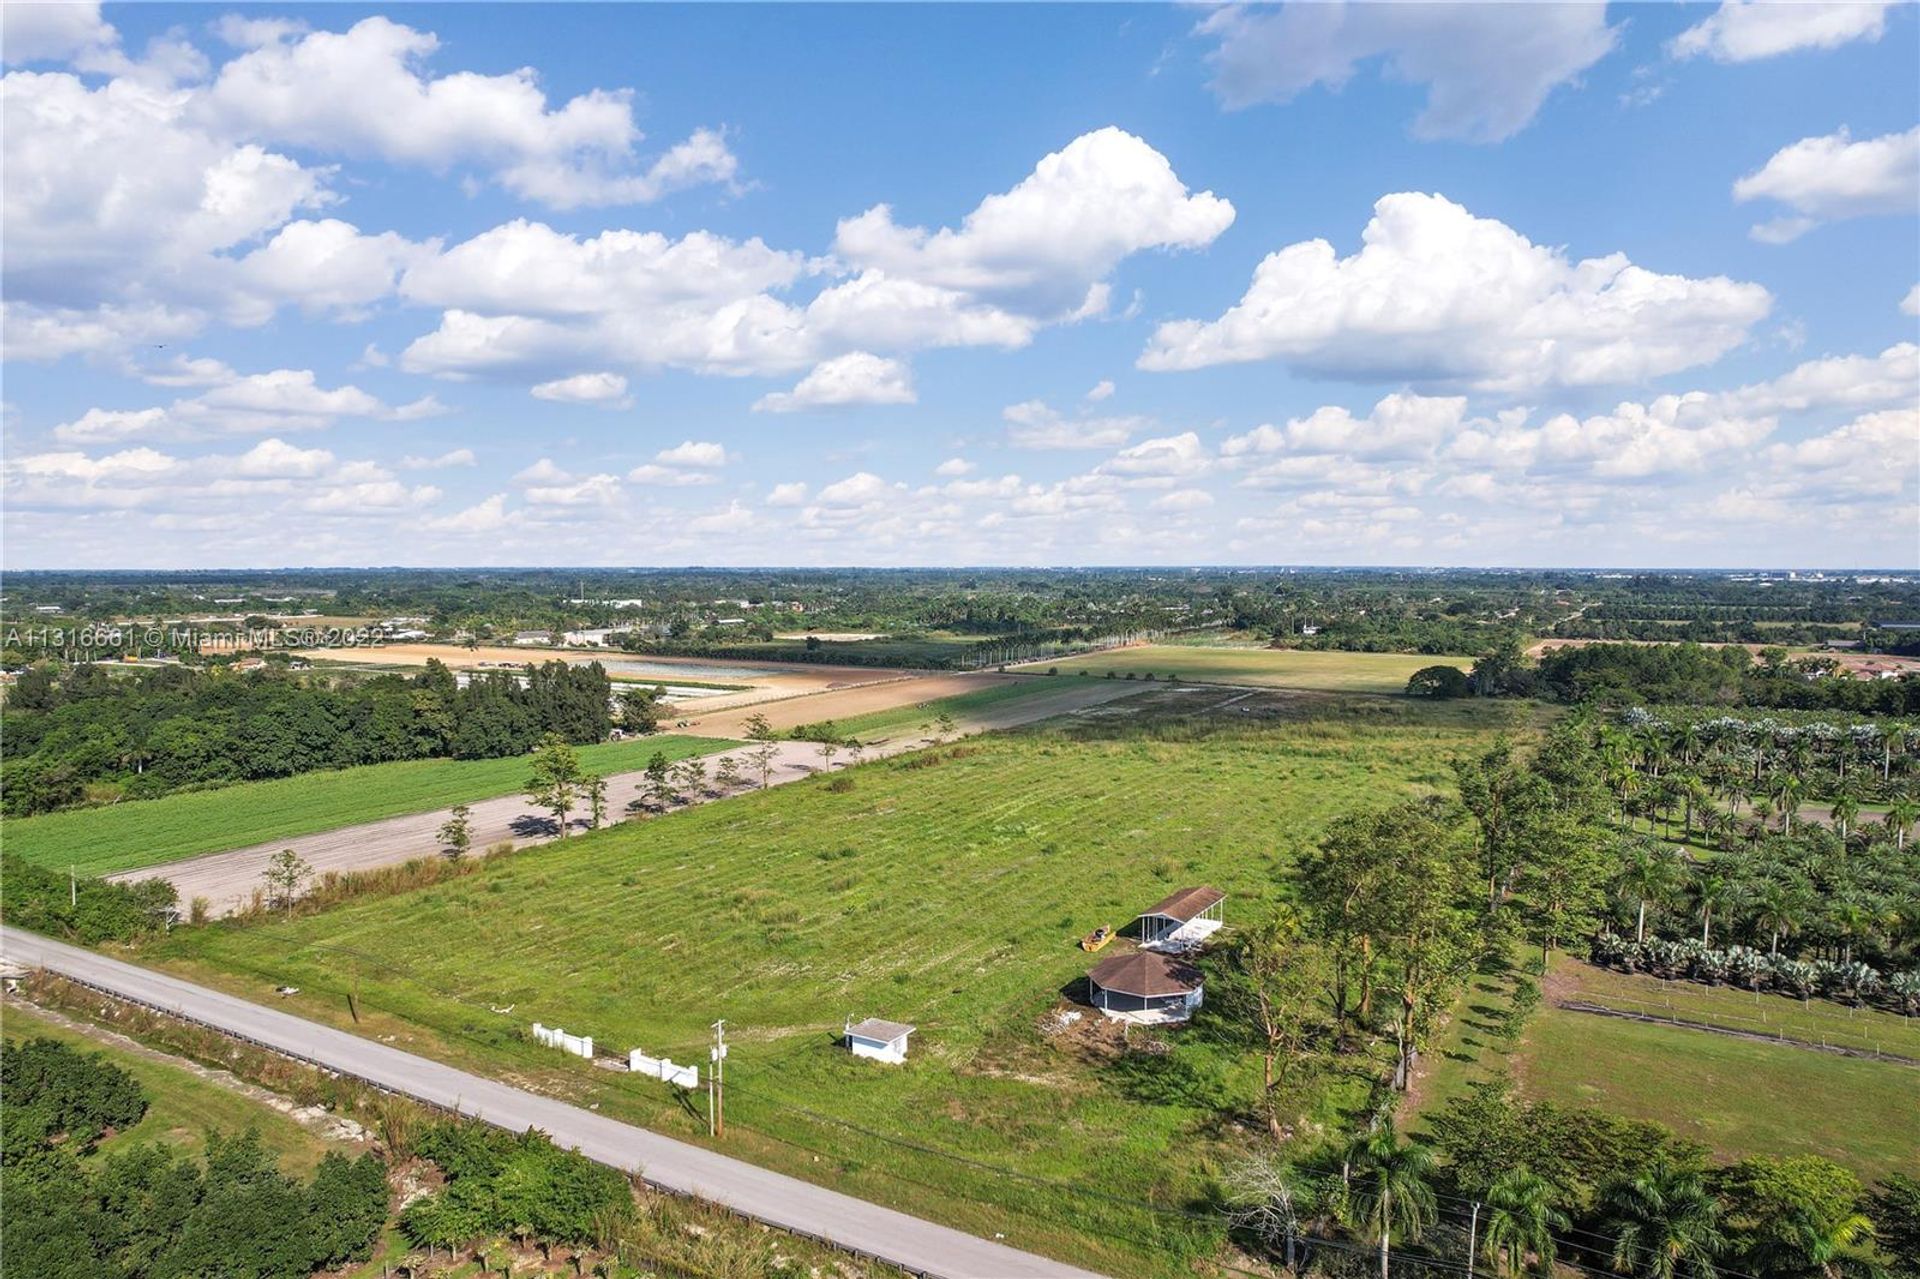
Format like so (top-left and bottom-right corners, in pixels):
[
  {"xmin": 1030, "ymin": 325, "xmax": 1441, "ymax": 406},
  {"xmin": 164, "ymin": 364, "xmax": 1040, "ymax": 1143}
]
[
  {"xmin": 709, "ymin": 1019, "xmax": 728, "ymax": 1138},
  {"xmin": 1466, "ymin": 1201, "xmax": 1481, "ymax": 1279}
]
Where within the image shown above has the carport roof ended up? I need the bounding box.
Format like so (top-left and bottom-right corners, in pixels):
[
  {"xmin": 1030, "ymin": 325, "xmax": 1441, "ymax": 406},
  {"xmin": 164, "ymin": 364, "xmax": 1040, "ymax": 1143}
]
[{"xmin": 1139, "ymin": 885, "xmax": 1225, "ymax": 923}]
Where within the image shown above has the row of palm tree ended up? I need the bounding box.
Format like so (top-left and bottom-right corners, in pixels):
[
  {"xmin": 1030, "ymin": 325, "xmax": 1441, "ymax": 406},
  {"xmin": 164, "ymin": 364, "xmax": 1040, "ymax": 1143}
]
[
  {"xmin": 1236, "ymin": 1121, "xmax": 1882, "ymax": 1279},
  {"xmin": 1606, "ymin": 830, "xmax": 1919, "ymax": 980},
  {"xmin": 1597, "ymin": 710, "xmax": 1920, "ymax": 852}
]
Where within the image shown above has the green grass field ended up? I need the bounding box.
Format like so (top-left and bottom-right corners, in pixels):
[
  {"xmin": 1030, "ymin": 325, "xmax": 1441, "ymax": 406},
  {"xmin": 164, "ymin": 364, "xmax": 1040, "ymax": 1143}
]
[
  {"xmin": 1519, "ymin": 1005, "xmax": 1918, "ymax": 1181},
  {"xmin": 1412, "ymin": 956, "xmax": 1919, "ymax": 1183},
  {"xmin": 1040, "ymin": 645, "xmax": 1469, "ymax": 695},
  {"xmin": 151, "ymin": 697, "xmax": 1521, "ymax": 1277},
  {"xmin": 790, "ymin": 676, "xmax": 1131, "ymax": 742},
  {"xmin": 3, "ymin": 735, "xmax": 733, "ymax": 877},
  {"xmin": 4, "ymin": 1001, "xmax": 343, "ymax": 1176}
]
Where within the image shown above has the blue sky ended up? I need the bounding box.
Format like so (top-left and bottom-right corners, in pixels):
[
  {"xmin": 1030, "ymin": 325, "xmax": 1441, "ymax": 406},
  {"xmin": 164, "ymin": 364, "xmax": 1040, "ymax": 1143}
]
[{"xmin": 3, "ymin": 1, "xmax": 1916, "ymax": 569}]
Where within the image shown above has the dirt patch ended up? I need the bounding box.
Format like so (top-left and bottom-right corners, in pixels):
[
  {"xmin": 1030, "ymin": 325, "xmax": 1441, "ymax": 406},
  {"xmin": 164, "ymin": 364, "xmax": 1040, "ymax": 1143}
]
[{"xmin": 679, "ymin": 672, "xmax": 1015, "ymax": 737}]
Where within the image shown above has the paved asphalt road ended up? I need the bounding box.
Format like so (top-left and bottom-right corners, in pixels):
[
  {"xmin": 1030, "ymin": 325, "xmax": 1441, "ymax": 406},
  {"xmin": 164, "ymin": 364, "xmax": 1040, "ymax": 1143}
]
[{"xmin": 2, "ymin": 927, "xmax": 1107, "ymax": 1279}]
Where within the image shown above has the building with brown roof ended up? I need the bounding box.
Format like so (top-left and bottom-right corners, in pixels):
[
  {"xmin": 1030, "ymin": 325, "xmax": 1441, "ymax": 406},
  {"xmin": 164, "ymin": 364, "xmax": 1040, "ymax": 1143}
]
[
  {"xmin": 1086, "ymin": 951, "xmax": 1204, "ymax": 1022},
  {"xmin": 1135, "ymin": 885, "xmax": 1225, "ymax": 950}
]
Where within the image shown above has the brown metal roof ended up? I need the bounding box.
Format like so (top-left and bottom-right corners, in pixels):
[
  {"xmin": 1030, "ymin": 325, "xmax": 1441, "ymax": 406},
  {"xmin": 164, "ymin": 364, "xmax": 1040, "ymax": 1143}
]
[
  {"xmin": 1087, "ymin": 951, "xmax": 1203, "ymax": 998},
  {"xmin": 846, "ymin": 1018, "xmax": 915, "ymax": 1043},
  {"xmin": 1138, "ymin": 885, "xmax": 1225, "ymax": 923}
]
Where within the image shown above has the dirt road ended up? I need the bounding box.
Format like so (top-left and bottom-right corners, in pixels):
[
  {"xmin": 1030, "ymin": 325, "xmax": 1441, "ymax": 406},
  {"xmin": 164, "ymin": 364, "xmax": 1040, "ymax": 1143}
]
[{"xmin": 111, "ymin": 679, "xmax": 1142, "ymax": 916}]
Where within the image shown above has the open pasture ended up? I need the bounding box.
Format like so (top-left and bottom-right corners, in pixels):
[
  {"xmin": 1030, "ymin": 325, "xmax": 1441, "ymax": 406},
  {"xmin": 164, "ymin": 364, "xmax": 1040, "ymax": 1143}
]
[
  {"xmin": 1414, "ymin": 955, "xmax": 1919, "ymax": 1182},
  {"xmin": 3, "ymin": 735, "xmax": 724, "ymax": 877},
  {"xmin": 153, "ymin": 697, "xmax": 1521, "ymax": 1275},
  {"xmin": 1035, "ymin": 644, "xmax": 1469, "ymax": 695}
]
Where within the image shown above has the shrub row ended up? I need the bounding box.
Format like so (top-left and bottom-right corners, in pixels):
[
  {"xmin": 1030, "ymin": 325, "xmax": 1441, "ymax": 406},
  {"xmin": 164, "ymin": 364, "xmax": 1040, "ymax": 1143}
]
[{"xmin": 1589, "ymin": 933, "xmax": 1920, "ymax": 1012}]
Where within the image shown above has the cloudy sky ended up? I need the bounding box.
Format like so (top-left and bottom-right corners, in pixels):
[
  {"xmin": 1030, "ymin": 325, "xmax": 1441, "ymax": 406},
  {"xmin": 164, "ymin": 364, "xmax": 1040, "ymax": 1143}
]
[{"xmin": 3, "ymin": 1, "xmax": 1916, "ymax": 569}]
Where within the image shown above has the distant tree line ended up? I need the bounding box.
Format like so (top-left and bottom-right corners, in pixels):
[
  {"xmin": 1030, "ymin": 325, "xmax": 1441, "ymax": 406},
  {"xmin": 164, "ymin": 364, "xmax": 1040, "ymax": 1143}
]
[
  {"xmin": 1534, "ymin": 641, "xmax": 1920, "ymax": 713},
  {"xmin": 2, "ymin": 658, "xmax": 613, "ymax": 816},
  {"xmin": 1405, "ymin": 640, "xmax": 1920, "ymax": 715}
]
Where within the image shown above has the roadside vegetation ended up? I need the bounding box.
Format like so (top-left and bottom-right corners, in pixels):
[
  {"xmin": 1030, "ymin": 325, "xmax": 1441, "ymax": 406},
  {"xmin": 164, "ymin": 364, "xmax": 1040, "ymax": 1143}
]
[
  {"xmin": 7, "ymin": 976, "xmax": 906, "ymax": 1279},
  {"xmin": 4, "ymin": 1001, "xmax": 342, "ymax": 1174}
]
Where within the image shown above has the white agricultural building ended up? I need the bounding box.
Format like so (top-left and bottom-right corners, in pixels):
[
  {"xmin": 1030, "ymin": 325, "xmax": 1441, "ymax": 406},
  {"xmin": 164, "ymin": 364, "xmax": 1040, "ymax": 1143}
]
[
  {"xmin": 844, "ymin": 1017, "xmax": 916, "ymax": 1064},
  {"xmin": 1135, "ymin": 885, "xmax": 1225, "ymax": 952}
]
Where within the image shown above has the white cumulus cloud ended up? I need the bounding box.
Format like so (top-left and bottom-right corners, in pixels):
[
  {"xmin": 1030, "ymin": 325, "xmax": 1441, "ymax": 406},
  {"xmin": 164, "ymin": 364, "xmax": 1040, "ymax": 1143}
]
[
  {"xmin": 1139, "ymin": 192, "xmax": 1772, "ymax": 393},
  {"xmin": 531, "ymin": 372, "xmax": 632, "ymax": 406},
  {"xmin": 1669, "ymin": 1, "xmax": 1892, "ymax": 62},
  {"xmin": 1196, "ymin": 1, "xmax": 1618, "ymax": 142},
  {"xmin": 1734, "ymin": 126, "xmax": 1919, "ymax": 243},
  {"xmin": 753, "ymin": 352, "xmax": 916, "ymax": 413}
]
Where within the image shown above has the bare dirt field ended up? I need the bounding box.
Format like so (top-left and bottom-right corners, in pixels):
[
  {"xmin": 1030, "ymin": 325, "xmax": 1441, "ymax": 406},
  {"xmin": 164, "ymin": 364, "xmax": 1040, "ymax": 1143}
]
[
  {"xmin": 293, "ymin": 641, "xmax": 914, "ymax": 713},
  {"xmin": 675, "ymin": 671, "xmax": 1016, "ymax": 736}
]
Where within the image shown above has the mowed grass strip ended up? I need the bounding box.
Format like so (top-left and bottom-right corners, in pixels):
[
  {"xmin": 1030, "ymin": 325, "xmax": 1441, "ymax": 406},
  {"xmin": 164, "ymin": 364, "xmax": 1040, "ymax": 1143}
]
[
  {"xmin": 1518, "ymin": 1001, "xmax": 1919, "ymax": 1181},
  {"xmin": 1041, "ymin": 645, "xmax": 1469, "ymax": 694},
  {"xmin": 1559, "ymin": 960, "xmax": 1920, "ymax": 1059},
  {"xmin": 4, "ymin": 736, "xmax": 733, "ymax": 877},
  {"xmin": 155, "ymin": 701, "xmax": 1515, "ymax": 1276},
  {"xmin": 797, "ymin": 676, "xmax": 1135, "ymax": 741},
  {"xmin": 4, "ymin": 1001, "xmax": 344, "ymax": 1176}
]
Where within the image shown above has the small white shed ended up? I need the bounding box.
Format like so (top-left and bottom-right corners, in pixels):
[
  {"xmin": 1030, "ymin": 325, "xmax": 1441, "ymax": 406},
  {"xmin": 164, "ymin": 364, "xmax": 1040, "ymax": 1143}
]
[{"xmin": 844, "ymin": 1017, "xmax": 915, "ymax": 1064}]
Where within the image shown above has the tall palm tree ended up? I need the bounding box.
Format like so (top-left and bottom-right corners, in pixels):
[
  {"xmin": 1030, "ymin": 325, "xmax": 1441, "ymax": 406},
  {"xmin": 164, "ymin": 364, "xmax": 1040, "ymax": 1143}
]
[
  {"xmin": 1763, "ymin": 1203, "xmax": 1877, "ymax": 1279},
  {"xmin": 1770, "ymin": 774, "xmax": 1804, "ymax": 835},
  {"xmin": 1885, "ymin": 792, "xmax": 1917, "ymax": 851},
  {"xmin": 1827, "ymin": 789, "xmax": 1859, "ymax": 842},
  {"xmin": 1605, "ymin": 1161, "xmax": 1724, "ymax": 1279},
  {"xmin": 1824, "ymin": 894, "xmax": 1875, "ymax": 966},
  {"xmin": 1749, "ymin": 878, "xmax": 1807, "ymax": 956},
  {"xmin": 1343, "ymin": 1119, "xmax": 1437, "ymax": 1279},
  {"xmin": 1482, "ymin": 1169, "xmax": 1570, "ymax": 1278},
  {"xmin": 1614, "ymin": 841, "xmax": 1683, "ymax": 943},
  {"xmin": 1690, "ymin": 871, "xmax": 1733, "ymax": 946}
]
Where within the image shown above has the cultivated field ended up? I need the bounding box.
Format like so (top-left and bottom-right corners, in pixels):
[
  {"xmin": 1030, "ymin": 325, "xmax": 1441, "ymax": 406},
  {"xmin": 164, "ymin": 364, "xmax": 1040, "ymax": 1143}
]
[
  {"xmin": 3, "ymin": 998, "xmax": 347, "ymax": 1175},
  {"xmin": 151, "ymin": 695, "xmax": 1523, "ymax": 1276},
  {"xmin": 4, "ymin": 735, "xmax": 725, "ymax": 877},
  {"xmin": 1035, "ymin": 645, "xmax": 1469, "ymax": 695}
]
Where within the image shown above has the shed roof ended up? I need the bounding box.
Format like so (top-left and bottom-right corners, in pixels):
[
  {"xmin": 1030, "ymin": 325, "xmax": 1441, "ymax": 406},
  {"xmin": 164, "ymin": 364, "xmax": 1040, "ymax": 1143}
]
[
  {"xmin": 1139, "ymin": 885, "xmax": 1225, "ymax": 923},
  {"xmin": 846, "ymin": 1018, "xmax": 916, "ymax": 1043},
  {"xmin": 1087, "ymin": 951, "xmax": 1203, "ymax": 998}
]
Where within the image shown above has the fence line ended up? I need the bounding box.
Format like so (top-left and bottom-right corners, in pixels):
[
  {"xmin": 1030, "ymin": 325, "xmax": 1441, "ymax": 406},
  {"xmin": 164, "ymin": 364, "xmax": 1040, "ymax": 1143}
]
[{"xmin": 1557, "ymin": 998, "xmax": 1920, "ymax": 1066}]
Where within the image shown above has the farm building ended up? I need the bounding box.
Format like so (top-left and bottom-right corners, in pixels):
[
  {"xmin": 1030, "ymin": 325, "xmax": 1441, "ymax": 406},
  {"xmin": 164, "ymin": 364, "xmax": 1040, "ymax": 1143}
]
[
  {"xmin": 1086, "ymin": 952, "xmax": 1204, "ymax": 1023},
  {"xmin": 844, "ymin": 1017, "xmax": 915, "ymax": 1064},
  {"xmin": 1135, "ymin": 885, "xmax": 1225, "ymax": 951},
  {"xmin": 513, "ymin": 630, "xmax": 554, "ymax": 645}
]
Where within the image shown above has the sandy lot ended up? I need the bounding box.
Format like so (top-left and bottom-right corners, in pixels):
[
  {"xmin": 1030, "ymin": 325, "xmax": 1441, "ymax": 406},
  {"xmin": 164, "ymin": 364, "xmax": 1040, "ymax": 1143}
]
[
  {"xmin": 293, "ymin": 642, "xmax": 915, "ymax": 714},
  {"xmin": 674, "ymin": 671, "xmax": 1012, "ymax": 736}
]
